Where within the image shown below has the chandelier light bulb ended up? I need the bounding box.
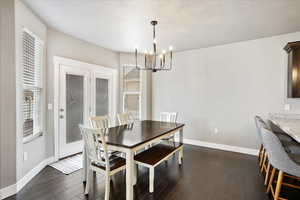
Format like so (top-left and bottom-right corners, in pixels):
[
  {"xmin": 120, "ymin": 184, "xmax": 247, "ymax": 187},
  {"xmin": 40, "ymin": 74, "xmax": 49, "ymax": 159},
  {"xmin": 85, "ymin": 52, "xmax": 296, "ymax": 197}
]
[
  {"xmin": 162, "ymin": 50, "xmax": 166, "ymax": 54},
  {"xmin": 169, "ymin": 46, "xmax": 173, "ymax": 51},
  {"xmin": 153, "ymin": 38, "xmax": 157, "ymax": 44}
]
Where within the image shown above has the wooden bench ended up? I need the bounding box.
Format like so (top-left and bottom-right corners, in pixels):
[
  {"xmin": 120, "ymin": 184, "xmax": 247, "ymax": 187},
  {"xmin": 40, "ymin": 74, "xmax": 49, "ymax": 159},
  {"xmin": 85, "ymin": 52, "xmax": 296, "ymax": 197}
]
[{"xmin": 134, "ymin": 142, "xmax": 183, "ymax": 193}]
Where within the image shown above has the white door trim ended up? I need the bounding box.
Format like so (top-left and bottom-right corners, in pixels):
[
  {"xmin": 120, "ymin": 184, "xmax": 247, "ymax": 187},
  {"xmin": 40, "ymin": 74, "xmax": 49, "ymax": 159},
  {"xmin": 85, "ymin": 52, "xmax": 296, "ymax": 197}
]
[{"xmin": 53, "ymin": 56, "xmax": 118, "ymax": 161}]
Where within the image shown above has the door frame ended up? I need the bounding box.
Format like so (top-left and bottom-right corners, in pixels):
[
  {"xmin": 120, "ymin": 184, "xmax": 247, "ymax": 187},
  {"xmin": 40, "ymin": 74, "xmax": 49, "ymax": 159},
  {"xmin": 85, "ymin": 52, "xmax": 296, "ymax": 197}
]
[{"xmin": 53, "ymin": 56, "xmax": 118, "ymax": 161}]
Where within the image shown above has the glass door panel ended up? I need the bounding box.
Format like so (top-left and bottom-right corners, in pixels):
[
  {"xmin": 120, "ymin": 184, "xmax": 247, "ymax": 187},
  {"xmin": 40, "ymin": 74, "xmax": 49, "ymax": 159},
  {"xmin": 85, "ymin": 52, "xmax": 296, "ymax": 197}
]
[
  {"xmin": 66, "ymin": 74, "xmax": 84, "ymax": 144},
  {"xmin": 95, "ymin": 78, "xmax": 109, "ymax": 116},
  {"xmin": 59, "ymin": 65, "xmax": 89, "ymax": 158}
]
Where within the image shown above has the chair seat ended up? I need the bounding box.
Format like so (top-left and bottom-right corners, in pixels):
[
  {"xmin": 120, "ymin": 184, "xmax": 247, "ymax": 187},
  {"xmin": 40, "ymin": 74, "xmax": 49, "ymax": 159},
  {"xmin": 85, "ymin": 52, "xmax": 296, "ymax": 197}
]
[
  {"xmin": 92, "ymin": 155, "xmax": 125, "ymax": 171},
  {"xmin": 134, "ymin": 142, "xmax": 183, "ymax": 166}
]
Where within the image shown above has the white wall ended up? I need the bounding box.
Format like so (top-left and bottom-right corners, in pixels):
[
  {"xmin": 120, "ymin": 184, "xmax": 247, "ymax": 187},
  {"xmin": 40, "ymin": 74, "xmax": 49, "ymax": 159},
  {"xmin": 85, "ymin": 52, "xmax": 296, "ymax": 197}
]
[
  {"xmin": 46, "ymin": 29, "xmax": 120, "ymax": 158},
  {"xmin": 153, "ymin": 32, "xmax": 300, "ymax": 149},
  {"xmin": 0, "ymin": 0, "xmax": 17, "ymax": 189},
  {"xmin": 15, "ymin": 0, "xmax": 48, "ymax": 179}
]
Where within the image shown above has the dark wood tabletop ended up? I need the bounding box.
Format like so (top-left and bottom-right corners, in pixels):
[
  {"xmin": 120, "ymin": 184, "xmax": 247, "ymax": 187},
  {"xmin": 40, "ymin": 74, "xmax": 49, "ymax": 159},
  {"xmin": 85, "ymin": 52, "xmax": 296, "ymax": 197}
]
[{"xmin": 104, "ymin": 120, "xmax": 184, "ymax": 148}]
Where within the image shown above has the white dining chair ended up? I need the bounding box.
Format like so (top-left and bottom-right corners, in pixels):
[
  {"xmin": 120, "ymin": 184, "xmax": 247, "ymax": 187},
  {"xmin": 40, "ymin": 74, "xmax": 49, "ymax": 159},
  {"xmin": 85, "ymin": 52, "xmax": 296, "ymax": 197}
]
[
  {"xmin": 117, "ymin": 112, "xmax": 135, "ymax": 126},
  {"xmin": 89, "ymin": 115, "xmax": 122, "ymax": 157},
  {"xmin": 160, "ymin": 112, "xmax": 178, "ymax": 123},
  {"xmin": 160, "ymin": 112, "xmax": 178, "ymax": 142},
  {"xmin": 79, "ymin": 125, "xmax": 126, "ymax": 200},
  {"xmin": 89, "ymin": 115, "xmax": 110, "ymax": 129}
]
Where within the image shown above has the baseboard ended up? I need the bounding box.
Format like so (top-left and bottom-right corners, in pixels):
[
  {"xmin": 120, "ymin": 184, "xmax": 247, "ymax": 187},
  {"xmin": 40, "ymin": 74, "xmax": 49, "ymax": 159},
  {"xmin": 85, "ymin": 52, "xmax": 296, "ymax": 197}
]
[
  {"xmin": 0, "ymin": 156, "xmax": 55, "ymax": 199},
  {"xmin": 0, "ymin": 184, "xmax": 17, "ymax": 200},
  {"xmin": 17, "ymin": 157, "xmax": 55, "ymax": 191},
  {"xmin": 176, "ymin": 138, "xmax": 259, "ymax": 156}
]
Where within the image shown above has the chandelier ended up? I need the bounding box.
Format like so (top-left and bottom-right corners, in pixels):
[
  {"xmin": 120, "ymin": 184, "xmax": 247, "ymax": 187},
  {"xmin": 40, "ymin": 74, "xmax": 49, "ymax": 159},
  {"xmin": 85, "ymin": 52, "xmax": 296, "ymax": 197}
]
[{"xmin": 135, "ymin": 20, "xmax": 173, "ymax": 72}]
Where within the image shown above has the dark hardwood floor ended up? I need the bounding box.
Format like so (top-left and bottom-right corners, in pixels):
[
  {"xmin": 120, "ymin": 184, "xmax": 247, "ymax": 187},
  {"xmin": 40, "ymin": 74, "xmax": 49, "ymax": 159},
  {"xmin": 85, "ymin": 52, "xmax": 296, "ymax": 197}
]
[{"xmin": 5, "ymin": 145, "xmax": 300, "ymax": 200}]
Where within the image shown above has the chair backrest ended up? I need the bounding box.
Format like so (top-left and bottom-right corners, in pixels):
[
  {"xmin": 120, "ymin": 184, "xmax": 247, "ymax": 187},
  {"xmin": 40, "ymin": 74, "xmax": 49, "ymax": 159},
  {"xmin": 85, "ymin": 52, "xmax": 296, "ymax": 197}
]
[
  {"xmin": 117, "ymin": 112, "xmax": 134, "ymax": 126},
  {"xmin": 254, "ymin": 116, "xmax": 268, "ymax": 142},
  {"xmin": 79, "ymin": 125, "xmax": 110, "ymax": 172},
  {"xmin": 261, "ymin": 127, "xmax": 300, "ymax": 177},
  {"xmin": 89, "ymin": 115, "xmax": 110, "ymax": 129},
  {"xmin": 160, "ymin": 112, "xmax": 178, "ymax": 123}
]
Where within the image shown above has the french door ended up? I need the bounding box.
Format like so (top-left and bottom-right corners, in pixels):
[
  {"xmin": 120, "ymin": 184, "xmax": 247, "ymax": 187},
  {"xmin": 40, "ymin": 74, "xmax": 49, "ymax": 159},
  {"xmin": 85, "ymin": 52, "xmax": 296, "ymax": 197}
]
[{"xmin": 58, "ymin": 64, "xmax": 115, "ymax": 158}]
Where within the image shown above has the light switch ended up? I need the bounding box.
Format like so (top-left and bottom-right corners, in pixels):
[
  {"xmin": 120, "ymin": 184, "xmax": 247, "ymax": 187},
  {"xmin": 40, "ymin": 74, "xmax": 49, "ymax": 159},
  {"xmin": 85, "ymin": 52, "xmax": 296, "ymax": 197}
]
[
  {"xmin": 284, "ymin": 104, "xmax": 290, "ymax": 111},
  {"xmin": 23, "ymin": 152, "xmax": 28, "ymax": 161},
  {"xmin": 48, "ymin": 104, "xmax": 53, "ymax": 110},
  {"xmin": 214, "ymin": 128, "xmax": 219, "ymax": 134}
]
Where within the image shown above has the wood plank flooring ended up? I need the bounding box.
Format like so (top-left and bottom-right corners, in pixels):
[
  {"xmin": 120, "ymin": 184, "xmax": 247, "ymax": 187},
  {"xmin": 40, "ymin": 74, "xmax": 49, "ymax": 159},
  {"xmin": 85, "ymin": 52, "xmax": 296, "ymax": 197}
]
[{"xmin": 5, "ymin": 145, "xmax": 300, "ymax": 200}]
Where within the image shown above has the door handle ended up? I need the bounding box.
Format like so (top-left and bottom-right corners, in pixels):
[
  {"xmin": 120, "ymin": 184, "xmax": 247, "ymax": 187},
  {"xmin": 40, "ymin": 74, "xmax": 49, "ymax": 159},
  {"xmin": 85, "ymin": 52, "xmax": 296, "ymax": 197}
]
[
  {"xmin": 59, "ymin": 115, "xmax": 64, "ymax": 119},
  {"xmin": 60, "ymin": 108, "xmax": 64, "ymax": 112}
]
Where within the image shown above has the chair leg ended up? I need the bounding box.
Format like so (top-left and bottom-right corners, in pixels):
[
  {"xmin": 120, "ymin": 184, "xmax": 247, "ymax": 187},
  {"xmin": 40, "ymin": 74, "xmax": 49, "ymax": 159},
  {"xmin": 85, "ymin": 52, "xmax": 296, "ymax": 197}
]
[
  {"xmin": 85, "ymin": 169, "xmax": 91, "ymax": 195},
  {"xmin": 264, "ymin": 162, "xmax": 271, "ymax": 185},
  {"xmin": 105, "ymin": 175, "xmax": 111, "ymax": 200},
  {"xmin": 149, "ymin": 167, "xmax": 154, "ymax": 193},
  {"xmin": 133, "ymin": 163, "xmax": 137, "ymax": 185},
  {"xmin": 179, "ymin": 148, "xmax": 183, "ymax": 165},
  {"xmin": 274, "ymin": 170, "xmax": 284, "ymax": 200},
  {"xmin": 267, "ymin": 167, "xmax": 276, "ymax": 193}
]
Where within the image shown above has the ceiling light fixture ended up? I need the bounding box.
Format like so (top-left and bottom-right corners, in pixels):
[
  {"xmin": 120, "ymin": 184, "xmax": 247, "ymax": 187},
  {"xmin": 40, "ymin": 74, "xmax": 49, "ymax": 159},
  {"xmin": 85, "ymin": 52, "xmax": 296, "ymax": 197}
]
[{"xmin": 135, "ymin": 20, "xmax": 173, "ymax": 72}]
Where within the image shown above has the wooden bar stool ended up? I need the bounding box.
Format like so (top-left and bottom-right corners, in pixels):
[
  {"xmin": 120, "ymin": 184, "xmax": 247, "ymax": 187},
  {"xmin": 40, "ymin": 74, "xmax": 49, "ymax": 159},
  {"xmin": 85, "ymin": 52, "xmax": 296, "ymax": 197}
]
[
  {"xmin": 254, "ymin": 116, "xmax": 271, "ymax": 185},
  {"xmin": 261, "ymin": 127, "xmax": 300, "ymax": 200}
]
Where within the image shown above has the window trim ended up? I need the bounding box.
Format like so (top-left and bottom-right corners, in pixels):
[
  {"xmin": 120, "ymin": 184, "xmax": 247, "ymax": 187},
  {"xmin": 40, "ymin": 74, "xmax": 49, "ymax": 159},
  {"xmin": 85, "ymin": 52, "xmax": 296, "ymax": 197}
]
[{"xmin": 21, "ymin": 27, "xmax": 45, "ymax": 143}]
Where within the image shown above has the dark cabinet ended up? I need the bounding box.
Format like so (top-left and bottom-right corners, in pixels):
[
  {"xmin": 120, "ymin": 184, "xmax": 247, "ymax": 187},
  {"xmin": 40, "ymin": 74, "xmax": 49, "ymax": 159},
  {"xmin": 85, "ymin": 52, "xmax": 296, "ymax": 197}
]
[{"xmin": 284, "ymin": 41, "xmax": 300, "ymax": 98}]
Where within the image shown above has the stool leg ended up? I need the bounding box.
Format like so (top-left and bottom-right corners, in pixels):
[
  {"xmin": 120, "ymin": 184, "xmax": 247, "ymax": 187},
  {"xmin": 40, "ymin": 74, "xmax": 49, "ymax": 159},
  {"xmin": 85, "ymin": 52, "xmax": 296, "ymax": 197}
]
[
  {"xmin": 261, "ymin": 152, "xmax": 267, "ymax": 173},
  {"xmin": 274, "ymin": 170, "xmax": 284, "ymax": 200},
  {"xmin": 264, "ymin": 162, "xmax": 271, "ymax": 185},
  {"xmin": 258, "ymin": 144, "xmax": 263, "ymax": 160},
  {"xmin": 267, "ymin": 167, "xmax": 276, "ymax": 193},
  {"xmin": 259, "ymin": 148, "xmax": 265, "ymax": 167}
]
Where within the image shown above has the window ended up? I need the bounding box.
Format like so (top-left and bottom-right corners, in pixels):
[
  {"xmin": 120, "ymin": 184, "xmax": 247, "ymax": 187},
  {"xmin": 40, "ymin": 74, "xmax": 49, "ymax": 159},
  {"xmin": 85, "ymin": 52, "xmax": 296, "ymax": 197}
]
[
  {"xmin": 22, "ymin": 29, "xmax": 43, "ymax": 138},
  {"xmin": 122, "ymin": 66, "xmax": 141, "ymax": 119}
]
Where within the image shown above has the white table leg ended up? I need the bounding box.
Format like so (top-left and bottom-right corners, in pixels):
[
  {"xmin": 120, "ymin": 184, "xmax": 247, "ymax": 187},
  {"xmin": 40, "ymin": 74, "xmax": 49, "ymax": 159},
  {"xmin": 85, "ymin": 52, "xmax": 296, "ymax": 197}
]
[
  {"xmin": 179, "ymin": 128, "xmax": 184, "ymax": 165},
  {"xmin": 179, "ymin": 128, "xmax": 183, "ymax": 144},
  {"xmin": 126, "ymin": 149, "xmax": 134, "ymax": 200}
]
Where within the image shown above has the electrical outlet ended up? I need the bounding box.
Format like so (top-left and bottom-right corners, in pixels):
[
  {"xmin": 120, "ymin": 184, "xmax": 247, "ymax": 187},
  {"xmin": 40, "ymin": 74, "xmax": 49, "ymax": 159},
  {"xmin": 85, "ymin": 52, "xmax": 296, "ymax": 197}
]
[
  {"xmin": 284, "ymin": 104, "xmax": 290, "ymax": 111},
  {"xmin": 23, "ymin": 152, "xmax": 28, "ymax": 161},
  {"xmin": 214, "ymin": 128, "xmax": 219, "ymax": 134}
]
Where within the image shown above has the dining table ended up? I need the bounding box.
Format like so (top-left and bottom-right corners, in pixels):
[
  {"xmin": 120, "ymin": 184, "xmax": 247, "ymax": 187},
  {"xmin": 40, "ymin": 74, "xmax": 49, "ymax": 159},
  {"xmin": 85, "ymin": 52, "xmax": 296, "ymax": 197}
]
[
  {"xmin": 82, "ymin": 120, "xmax": 185, "ymax": 200},
  {"xmin": 269, "ymin": 116, "xmax": 300, "ymax": 143},
  {"xmin": 268, "ymin": 115, "xmax": 300, "ymax": 164}
]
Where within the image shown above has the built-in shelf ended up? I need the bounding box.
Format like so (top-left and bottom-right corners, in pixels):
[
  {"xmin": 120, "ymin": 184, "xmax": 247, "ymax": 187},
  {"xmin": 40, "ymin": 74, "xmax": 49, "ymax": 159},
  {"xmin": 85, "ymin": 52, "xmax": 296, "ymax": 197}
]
[{"xmin": 125, "ymin": 79, "xmax": 140, "ymax": 82}]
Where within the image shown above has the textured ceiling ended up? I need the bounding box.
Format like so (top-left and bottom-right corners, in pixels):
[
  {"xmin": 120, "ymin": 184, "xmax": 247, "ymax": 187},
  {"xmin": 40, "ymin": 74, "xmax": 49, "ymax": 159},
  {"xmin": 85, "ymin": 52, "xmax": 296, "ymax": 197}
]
[{"xmin": 22, "ymin": 0, "xmax": 300, "ymax": 52}]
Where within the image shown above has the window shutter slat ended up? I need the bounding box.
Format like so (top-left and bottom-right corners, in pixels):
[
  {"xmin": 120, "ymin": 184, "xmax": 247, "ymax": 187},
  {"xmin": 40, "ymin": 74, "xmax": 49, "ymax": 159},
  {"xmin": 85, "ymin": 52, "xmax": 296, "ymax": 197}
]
[{"xmin": 22, "ymin": 29, "xmax": 43, "ymax": 137}]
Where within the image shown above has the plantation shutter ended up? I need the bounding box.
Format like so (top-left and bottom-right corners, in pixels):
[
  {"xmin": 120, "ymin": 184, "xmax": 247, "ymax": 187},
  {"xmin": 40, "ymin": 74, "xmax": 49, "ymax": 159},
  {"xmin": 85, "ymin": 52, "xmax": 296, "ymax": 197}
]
[{"xmin": 22, "ymin": 30, "xmax": 43, "ymax": 137}]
